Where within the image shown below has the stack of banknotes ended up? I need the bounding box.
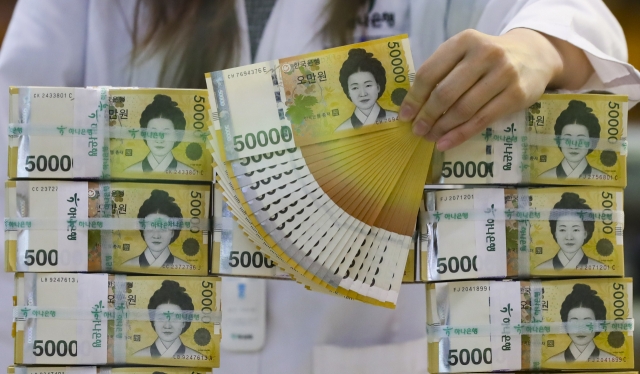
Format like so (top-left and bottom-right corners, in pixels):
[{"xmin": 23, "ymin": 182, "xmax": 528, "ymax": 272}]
[
  {"xmin": 211, "ymin": 186, "xmax": 419, "ymax": 282},
  {"xmin": 421, "ymin": 93, "xmax": 634, "ymax": 372},
  {"xmin": 10, "ymin": 367, "xmax": 214, "ymax": 374},
  {"xmin": 204, "ymin": 34, "xmax": 433, "ymax": 307},
  {"xmin": 6, "ymin": 88, "xmax": 221, "ymax": 370}
]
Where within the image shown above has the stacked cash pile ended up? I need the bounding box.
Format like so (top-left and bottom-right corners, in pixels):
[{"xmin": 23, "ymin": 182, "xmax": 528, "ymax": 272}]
[
  {"xmin": 421, "ymin": 94, "xmax": 635, "ymax": 372},
  {"xmin": 6, "ymin": 88, "xmax": 221, "ymax": 369},
  {"xmin": 204, "ymin": 35, "xmax": 433, "ymax": 307},
  {"xmin": 10, "ymin": 367, "xmax": 214, "ymax": 374}
]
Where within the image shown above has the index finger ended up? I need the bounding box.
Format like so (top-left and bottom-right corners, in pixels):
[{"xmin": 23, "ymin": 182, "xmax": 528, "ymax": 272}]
[{"xmin": 399, "ymin": 32, "xmax": 472, "ymax": 121}]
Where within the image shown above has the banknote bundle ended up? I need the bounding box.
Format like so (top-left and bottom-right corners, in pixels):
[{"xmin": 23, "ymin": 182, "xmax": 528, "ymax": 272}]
[
  {"xmin": 205, "ymin": 35, "xmax": 434, "ymax": 307},
  {"xmin": 419, "ymin": 186, "xmax": 624, "ymax": 281},
  {"xmin": 13, "ymin": 273, "xmax": 221, "ymax": 366},
  {"xmin": 5, "ymin": 180, "xmax": 211, "ymax": 275},
  {"xmin": 9, "ymin": 367, "xmax": 213, "ymax": 374},
  {"xmin": 429, "ymin": 94, "xmax": 628, "ymax": 187},
  {"xmin": 426, "ymin": 278, "xmax": 634, "ymax": 373},
  {"xmin": 212, "ymin": 187, "xmax": 418, "ymax": 281},
  {"xmin": 7, "ymin": 87, "xmax": 213, "ymax": 182}
]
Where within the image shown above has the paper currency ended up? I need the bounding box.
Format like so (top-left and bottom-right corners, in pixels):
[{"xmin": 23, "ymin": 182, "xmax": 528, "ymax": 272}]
[
  {"xmin": 5, "ymin": 180, "xmax": 211, "ymax": 275},
  {"xmin": 9, "ymin": 367, "xmax": 213, "ymax": 374},
  {"xmin": 211, "ymin": 187, "xmax": 290, "ymax": 278},
  {"xmin": 8, "ymin": 87, "xmax": 213, "ymax": 181},
  {"xmin": 206, "ymin": 35, "xmax": 415, "ymax": 161},
  {"xmin": 429, "ymin": 94, "xmax": 628, "ymax": 187},
  {"xmin": 14, "ymin": 273, "xmax": 221, "ymax": 367},
  {"xmin": 205, "ymin": 35, "xmax": 434, "ymax": 306},
  {"xmin": 426, "ymin": 278, "xmax": 634, "ymax": 373},
  {"xmin": 421, "ymin": 186, "xmax": 624, "ymax": 281}
]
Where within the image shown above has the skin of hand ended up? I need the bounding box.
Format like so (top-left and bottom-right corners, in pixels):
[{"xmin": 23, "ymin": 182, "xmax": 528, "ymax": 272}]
[{"xmin": 399, "ymin": 28, "xmax": 595, "ymax": 151}]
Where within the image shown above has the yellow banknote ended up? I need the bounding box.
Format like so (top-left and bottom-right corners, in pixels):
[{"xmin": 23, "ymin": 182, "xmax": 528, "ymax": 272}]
[
  {"xmin": 14, "ymin": 273, "xmax": 221, "ymax": 367},
  {"xmin": 423, "ymin": 186, "xmax": 623, "ymax": 281},
  {"xmin": 5, "ymin": 181, "xmax": 210, "ymax": 275},
  {"xmin": 7, "ymin": 87, "xmax": 213, "ymax": 182},
  {"xmin": 426, "ymin": 278, "xmax": 633, "ymax": 373},
  {"xmin": 206, "ymin": 34, "xmax": 415, "ymax": 161},
  {"xmin": 9, "ymin": 367, "xmax": 213, "ymax": 374},
  {"xmin": 430, "ymin": 94, "xmax": 628, "ymax": 187}
]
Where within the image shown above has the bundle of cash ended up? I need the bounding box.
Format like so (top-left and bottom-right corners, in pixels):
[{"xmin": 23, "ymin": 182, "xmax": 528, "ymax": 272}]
[
  {"xmin": 212, "ymin": 187, "xmax": 419, "ymax": 281},
  {"xmin": 7, "ymin": 87, "xmax": 213, "ymax": 182},
  {"xmin": 5, "ymin": 180, "xmax": 211, "ymax": 275},
  {"xmin": 14, "ymin": 273, "xmax": 221, "ymax": 366},
  {"xmin": 419, "ymin": 186, "xmax": 624, "ymax": 281},
  {"xmin": 205, "ymin": 35, "xmax": 434, "ymax": 307},
  {"xmin": 429, "ymin": 94, "xmax": 628, "ymax": 187},
  {"xmin": 9, "ymin": 367, "xmax": 213, "ymax": 374},
  {"xmin": 211, "ymin": 187, "xmax": 289, "ymax": 279},
  {"xmin": 426, "ymin": 278, "xmax": 634, "ymax": 373}
]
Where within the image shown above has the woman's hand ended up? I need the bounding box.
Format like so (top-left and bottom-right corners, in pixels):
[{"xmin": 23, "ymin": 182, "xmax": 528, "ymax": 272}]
[{"xmin": 399, "ymin": 28, "xmax": 594, "ymax": 151}]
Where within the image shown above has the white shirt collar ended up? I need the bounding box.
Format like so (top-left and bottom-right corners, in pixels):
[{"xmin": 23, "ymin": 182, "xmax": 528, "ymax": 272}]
[
  {"xmin": 143, "ymin": 247, "xmax": 171, "ymax": 267},
  {"xmin": 561, "ymin": 158, "xmax": 589, "ymax": 178},
  {"xmin": 153, "ymin": 337, "xmax": 183, "ymax": 358},
  {"xmin": 557, "ymin": 248, "xmax": 585, "ymax": 269},
  {"xmin": 354, "ymin": 103, "xmax": 381, "ymax": 127},
  {"xmin": 569, "ymin": 341, "xmax": 596, "ymax": 361},
  {"xmin": 146, "ymin": 152, "xmax": 175, "ymax": 171}
]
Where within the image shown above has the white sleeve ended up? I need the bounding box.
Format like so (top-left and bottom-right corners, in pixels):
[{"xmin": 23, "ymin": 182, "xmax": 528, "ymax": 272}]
[
  {"xmin": 496, "ymin": 0, "xmax": 640, "ymax": 104},
  {"xmin": 0, "ymin": 1, "xmax": 88, "ymax": 370}
]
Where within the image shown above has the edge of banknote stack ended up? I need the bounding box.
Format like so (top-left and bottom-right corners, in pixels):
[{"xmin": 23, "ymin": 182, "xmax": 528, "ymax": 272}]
[
  {"xmin": 6, "ymin": 87, "xmax": 222, "ymax": 369},
  {"xmin": 422, "ymin": 93, "xmax": 634, "ymax": 373}
]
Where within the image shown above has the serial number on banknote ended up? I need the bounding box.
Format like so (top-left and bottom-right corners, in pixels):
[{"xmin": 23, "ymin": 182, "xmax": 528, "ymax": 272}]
[
  {"xmin": 31, "ymin": 186, "xmax": 58, "ymax": 192},
  {"xmin": 578, "ymin": 264, "xmax": 612, "ymax": 270},
  {"xmin": 452, "ymin": 285, "xmax": 488, "ymax": 292},
  {"xmin": 164, "ymin": 264, "xmax": 198, "ymax": 270},
  {"xmin": 33, "ymin": 92, "xmax": 72, "ymax": 99},
  {"xmin": 165, "ymin": 169, "xmax": 204, "ymax": 176},
  {"xmin": 227, "ymin": 67, "xmax": 268, "ymax": 79},
  {"xmin": 439, "ymin": 194, "xmax": 473, "ymax": 202},
  {"xmin": 174, "ymin": 354, "xmax": 211, "ymax": 360},
  {"xmin": 39, "ymin": 276, "xmax": 77, "ymax": 283}
]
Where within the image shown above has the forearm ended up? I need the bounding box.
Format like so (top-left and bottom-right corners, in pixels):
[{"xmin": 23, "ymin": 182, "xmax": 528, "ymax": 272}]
[{"xmin": 505, "ymin": 28, "xmax": 595, "ymax": 90}]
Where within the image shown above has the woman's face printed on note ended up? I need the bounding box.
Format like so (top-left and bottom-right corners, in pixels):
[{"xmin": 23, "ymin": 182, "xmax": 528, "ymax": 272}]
[
  {"xmin": 347, "ymin": 71, "xmax": 380, "ymax": 112},
  {"xmin": 567, "ymin": 306, "xmax": 596, "ymax": 346},
  {"xmin": 559, "ymin": 123, "xmax": 590, "ymax": 164},
  {"xmin": 146, "ymin": 118, "xmax": 178, "ymax": 159},
  {"xmin": 143, "ymin": 213, "xmax": 174, "ymax": 252},
  {"xmin": 554, "ymin": 214, "xmax": 588, "ymax": 255},
  {"xmin": 154, "ymin": 302, "xmax": 186, "ymax": 344}
]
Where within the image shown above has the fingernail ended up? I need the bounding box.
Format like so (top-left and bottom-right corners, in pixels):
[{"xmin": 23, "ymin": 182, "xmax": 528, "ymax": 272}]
[
  {"xmin": 412, "ymin": 120, "xmax": 428, "ymax": 136},
  {"xmin": 399, "ymin": 105, "xmax": 414, "ymax": 121},
  {"xmin": 437, "ymin": 139, "xmax": 452, "ymax": 151}
]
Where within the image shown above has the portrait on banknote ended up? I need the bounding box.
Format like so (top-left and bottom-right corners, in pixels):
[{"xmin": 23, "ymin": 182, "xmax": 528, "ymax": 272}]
[
  {"xmin": 124, "ymin": 94, "xmax": 195, "ymax": 174},
  {"xmin": 538, "ymin": 100, "xmax": 608, "ymax": 180},
  {"xmin": 535, "ymin": 192, "xmax": 604, "ymax": 270},
  {"xmin": 132, "ymin": 280, "xmax": 204, "ymax": 359},
  {"xmin": 334, "ymin": 48, "xmax": 399, "ymax": 131},
  {"xmin": 122, "ymin": 189, "xmax": 190, "ymax": 268},
  {"xmin": 546, "ymin": 283, "xmax": 617, "ymax": 363}
]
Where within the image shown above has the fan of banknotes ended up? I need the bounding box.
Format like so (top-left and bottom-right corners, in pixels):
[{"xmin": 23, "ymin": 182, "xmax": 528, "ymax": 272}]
[{"xmin": 205, "ymin": 35, "xmax": 433, "ymax": 307}]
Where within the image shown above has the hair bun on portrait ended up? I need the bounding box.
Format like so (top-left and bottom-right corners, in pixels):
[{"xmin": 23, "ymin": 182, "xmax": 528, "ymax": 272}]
[
  {"xmin": 572, "ymin": 283, "xmax": 598, "ymax": 298},
  {"xmin": 149, "ymin": 189, "xmax": 175, "ymax": 204},
  {"xmin": 560, "ymin": 192, "xmax": 586, "ymax": 206},
  {"xmin": 160, "ymin": 279, "xmax": 186, "ymax": 294},
  {"xmin": 347, "ymin": 48, "xmax": 374, "ymax": 61},
  {"xmin": 152, "ymin": 94, "xmax": 178, "ymax": 108},
  {"xmin": 567, "ymin": 99, "xmax": 593, "ymax": 114}
]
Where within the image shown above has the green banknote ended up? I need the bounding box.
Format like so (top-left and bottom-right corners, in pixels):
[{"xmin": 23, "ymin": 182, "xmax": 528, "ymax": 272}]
[
  {"xmin": 14, "ymin": 273, "xmax": 221, "ymax": 367},
  {"xmin": 423, "ymin": 186, "xmax": 623, "ymax": 281},
  {"xmin": 5, "ymin": 180, "xmax": 210, "ymax": 275},
  {"xmin": 429, "ymin": 94, "xmax": 627, "ymax": 187},
  {"xmin": 7, "ymin": 87, "xmax": 212, "ymax": 181},
  {"xmin": 427, "ymin": 278, "xmax": 633, "ymax": 373},
  {"xmin": 9, "ymin": 367, "xmax": 213, "ymax": 374}
]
